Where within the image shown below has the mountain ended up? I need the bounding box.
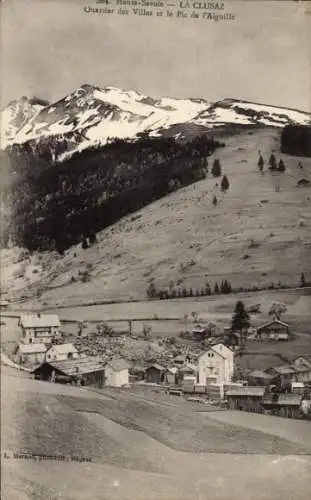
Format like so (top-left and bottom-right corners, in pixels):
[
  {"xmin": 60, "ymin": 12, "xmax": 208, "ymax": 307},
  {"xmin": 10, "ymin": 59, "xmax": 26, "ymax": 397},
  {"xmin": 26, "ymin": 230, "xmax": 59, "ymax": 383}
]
[
  {"xmin": 194, "ymin": 98, "xmax": 311, "ymax": 128},
  {"xmin": 0, "ymin": 96, "xmax": 45, "ymax": 148},
  {"xmin": 1, "ymin": 84, "xmax": 207, "ymax": 156},
  {"xmin": 1, "ymin": 84, "xmax": 310, "ymax": 159},
  {"xmin": 2, "ymin": 127, "xmax": 311, "ymax": 306}
]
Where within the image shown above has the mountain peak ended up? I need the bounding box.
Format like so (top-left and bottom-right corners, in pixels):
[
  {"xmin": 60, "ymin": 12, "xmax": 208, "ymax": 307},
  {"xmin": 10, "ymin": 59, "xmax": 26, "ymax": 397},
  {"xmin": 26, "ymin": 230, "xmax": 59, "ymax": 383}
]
[{"xmin": 1, "ymin": 84, "xmax": 310, "ymax": 156}]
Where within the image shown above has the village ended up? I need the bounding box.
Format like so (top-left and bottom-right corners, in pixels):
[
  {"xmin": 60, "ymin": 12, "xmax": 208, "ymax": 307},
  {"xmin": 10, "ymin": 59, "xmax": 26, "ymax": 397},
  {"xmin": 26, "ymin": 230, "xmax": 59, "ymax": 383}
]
[{"xmin": 2, "ymin": 297, "xmax": 311, "ymax": 420}]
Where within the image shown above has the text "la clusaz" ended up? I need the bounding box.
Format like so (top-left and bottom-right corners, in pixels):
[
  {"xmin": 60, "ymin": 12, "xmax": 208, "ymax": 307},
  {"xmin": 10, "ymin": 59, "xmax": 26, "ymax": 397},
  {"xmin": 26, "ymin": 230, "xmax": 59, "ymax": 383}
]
[{"xmin": 179, "ymin": 2, "xmax": 225, "ymax": 8}]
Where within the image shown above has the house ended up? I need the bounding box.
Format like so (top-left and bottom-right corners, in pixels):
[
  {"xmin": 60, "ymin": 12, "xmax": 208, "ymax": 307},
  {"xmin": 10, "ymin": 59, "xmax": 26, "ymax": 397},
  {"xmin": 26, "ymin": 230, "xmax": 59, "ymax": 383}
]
[
  {"xmin": 256, "ymin": 319, "xmax": 290, "ymax": 341},
  {"xmin": 145, "ymin": 364, "xmax": 166, "ymax": 384},
  {"xmin": 297, "ymin": 178, "xmax": 310, "ymax": 187},
  {"xmin": 164, "ymin": 367, "xmax": 178, "ymax": 385},
  {"xmin": 290, "ymin": 357, "xmax": 311, "ymax": 383},
  {"xmin": 105, "ymin": 358, "xmax": 130, "ymax": 387},
  {"xmin": 248, "ymin": 370, "xmax": 276, "ymax": 387},
  {"xmin": 178, "ymin": 363, "xmax": 198, "ymax": 384},
  {"xmin": 291, "ymin": 382, "xmax": 305, "ymax": 394},
  {"xmin": 19, "ymin": 313, "xmax": 61, "ymax": 345},
  {"xmin": 173, "ymin": 355, "xmax": 188, "ymax": 367},
  {"xmin": 277, "ymin": 394, "xmax": 303, "ymax": 418},
  {"xmin": 32, "ymin": 357, "xmax": 106, "ymax": 387},
  {"xmin": 46, "ymin": 343, "xmax": 79, "ymax": 362},
  {"xmin": 0, "ymin": 300, "xmax": 9, "ymax": 310},
  {"xmin": 266, "ymin": 365, "xmax": 296, "ymax": 388},
  {"xmin": 226, "ymin": 386, "xmax": 266, "ymax": 412},
  {"xmin": 182, "ymin": 375, "xmax": 196, "ymax": 393},
  {"xmin": 130, "ymin": 364, "xmax": 146, "ymax": 382},
  {"xmin": 15, "ymin": 342, "xmax": 47, "ymax": 365},
  {"xmin": 198, "ymin": 343, "xmax": 234, "ymax": 386}
]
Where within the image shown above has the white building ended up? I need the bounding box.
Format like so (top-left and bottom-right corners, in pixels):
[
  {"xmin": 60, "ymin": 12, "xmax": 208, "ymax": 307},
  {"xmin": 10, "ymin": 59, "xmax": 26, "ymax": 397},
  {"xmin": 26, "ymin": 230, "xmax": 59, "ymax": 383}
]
[
  {"xmin": 46, "ymin": 343, "xmax": 79, "ymax": 362},
  {"xmin": 198, "ymin": 343, "xmax": 234, "ymax": 386},
  {"xmin": 15, "ymin": 342, "xmax": 47, "ymax": 365},
  {"xmin": 19, "ymin": 313, "xmax": 61, "ymax": 345},
  {"xmin": 105, "ymin": 358, "xmax": 130, "ymax": 387}
]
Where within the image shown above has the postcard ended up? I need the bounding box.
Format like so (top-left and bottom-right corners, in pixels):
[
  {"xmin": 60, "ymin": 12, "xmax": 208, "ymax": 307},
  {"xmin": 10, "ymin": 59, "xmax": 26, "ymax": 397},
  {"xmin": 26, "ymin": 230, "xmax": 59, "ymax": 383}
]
[{"xmin": 1, "ymin": 1, "xmax": 311, "ymax": 499}]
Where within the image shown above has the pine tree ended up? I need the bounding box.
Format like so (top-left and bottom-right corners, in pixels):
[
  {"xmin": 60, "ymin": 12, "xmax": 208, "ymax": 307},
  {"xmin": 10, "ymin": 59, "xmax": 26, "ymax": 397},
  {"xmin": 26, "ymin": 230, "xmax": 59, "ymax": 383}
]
[
  {"xmin": 205, "ymin": 282, "xmax": 211, "ymax": 295},
  {"xmin": 221, "ymin": 175, "xmax": 229, "ymax": 192},
  {"xmin": 214, "ymin": 282, "xmax": 220, "ymax": 294},
  {"xmin": 81, "ymin": 237, "xmax": 88, "ymax": 249},
  {"xmin": 231, "ymin": 301, "xmax": 250, "ymax": 335},
  {"xmin": 89, "ymin": 231, "xmax": 97, "ymax": 245},
  {"xmin": 146, "ymin": 282, "xmax": 157, "ymax": 299},
  {"xmin": 258, "ymin": 154, "xmax": 264, "ymax": 171},
  {"xmin": 211, "ymin": 158, "xmax": 222, "ymax": 177},
  {"xmin": 223, "ymin": 279, "xmax": 231, "ymax": 294},
  {"xmin": 300, "ymin": 272, "xmax": 306, "ymax": 287},
  {"xmin": 268, "ymin": 153, "xmax": 277, "ymax": 170},
  {"xmin": 212, "ymin": 195, "xmax": 218, "ymax": 207},
  {"xmin": 278, "ymin": 159, "xmax": 285, "ymax": 172}
]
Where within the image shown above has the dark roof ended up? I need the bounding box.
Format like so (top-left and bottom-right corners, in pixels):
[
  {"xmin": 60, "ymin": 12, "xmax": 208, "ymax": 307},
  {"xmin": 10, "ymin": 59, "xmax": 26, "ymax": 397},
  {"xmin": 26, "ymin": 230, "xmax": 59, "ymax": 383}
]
[
  {"xmin": 146, "ymin": 363, "xmax": 166, "ymax": 372},
  {"xmin": 257, "ymin": 319, "xmax": 289, "ymax": 332},
  {"xmin": 248, "ymin": 370, "xmax": 275, "ymax": 380},
  {"xmin": 32, "ymin": 356, "xmax": 104, "ymax": 376},
  {"xmin": 227, "ymin": 386, "xmax": 266, "ymax": 397},
  {"xmin": 270, "ymin": 365, "xmax": 296, "ymax": 375}
]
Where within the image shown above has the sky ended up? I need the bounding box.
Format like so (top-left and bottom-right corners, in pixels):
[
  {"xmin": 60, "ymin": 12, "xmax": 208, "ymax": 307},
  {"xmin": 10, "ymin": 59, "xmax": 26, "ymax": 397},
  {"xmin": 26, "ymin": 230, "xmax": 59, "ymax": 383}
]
[{"xmin": 1, "ymin": 0, "xmax": 310, "ymax": 111}]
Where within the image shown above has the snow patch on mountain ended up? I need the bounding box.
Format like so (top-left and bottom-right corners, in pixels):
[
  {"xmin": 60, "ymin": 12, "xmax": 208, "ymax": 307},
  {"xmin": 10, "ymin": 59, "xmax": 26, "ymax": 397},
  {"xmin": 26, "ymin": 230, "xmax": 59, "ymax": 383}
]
[
  {"xmin": 1, "ymin": 85, "xmax": 310, "ymax": 159},
  {"xmin": 195, "ymin": 98, "xmax": 311, "ymax": 128},
  {"xmin": 0, "ymin": 97, "xmax": 44, "ymax": 149}
]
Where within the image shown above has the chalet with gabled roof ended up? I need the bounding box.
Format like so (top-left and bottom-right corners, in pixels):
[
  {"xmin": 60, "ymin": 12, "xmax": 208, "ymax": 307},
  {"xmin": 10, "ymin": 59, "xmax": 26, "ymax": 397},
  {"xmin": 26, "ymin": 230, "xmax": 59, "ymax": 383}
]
[
  {"xmin": 256, "ymin": 319, "xmax": 290, "ymax": 341},
  {"xmin": 19, "ymin": 313, "xmax": 61, "ymax": 345}
]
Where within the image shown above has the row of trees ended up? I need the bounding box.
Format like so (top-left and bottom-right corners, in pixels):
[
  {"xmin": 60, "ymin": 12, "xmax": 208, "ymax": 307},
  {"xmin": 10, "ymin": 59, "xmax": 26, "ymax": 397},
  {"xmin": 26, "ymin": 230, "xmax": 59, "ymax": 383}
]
[
  {"xmin": 146, "ymin": 280, "xmax": 233, "ymax": 300},
  {"xmin": 147, "ymin": 273, "xmax": 309, "ymax": 301},
  {"xmin": 257, "ymin": 153, "xmax": 286, "ymax": 172}
]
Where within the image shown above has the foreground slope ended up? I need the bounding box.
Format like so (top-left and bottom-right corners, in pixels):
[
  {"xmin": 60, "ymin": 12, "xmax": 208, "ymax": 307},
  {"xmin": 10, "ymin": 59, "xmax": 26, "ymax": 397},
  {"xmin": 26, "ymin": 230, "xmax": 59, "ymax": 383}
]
[
  {"xmin": 2, "ymin": 366, "xmax": 311, "ymax": 500},
  {"xmin": 2, "ymin": 126, "xmax": 310, "ymax": 306}
]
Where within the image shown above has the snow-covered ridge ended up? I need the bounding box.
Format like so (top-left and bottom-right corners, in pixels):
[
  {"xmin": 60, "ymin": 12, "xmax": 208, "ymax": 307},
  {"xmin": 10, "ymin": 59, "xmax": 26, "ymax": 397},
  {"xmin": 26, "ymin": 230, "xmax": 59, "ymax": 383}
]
[
  {"xmin": 0, "ymin": 97, "xmax": 45, "ymax": 149},
  {"xmin": 1, "ymin": 84, "xmax": 310, "ymax": 157}
]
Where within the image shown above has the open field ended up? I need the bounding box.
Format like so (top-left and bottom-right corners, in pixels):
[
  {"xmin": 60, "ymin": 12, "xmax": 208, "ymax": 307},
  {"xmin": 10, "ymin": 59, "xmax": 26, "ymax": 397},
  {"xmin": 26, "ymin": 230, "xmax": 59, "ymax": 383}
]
[
  {"xmin": 1, "ymin": 127, "xmax": 311, "ymax": 307},
  {"xmin": 2, "ymin": 365, "xmax": 311, "ymax": 500}
]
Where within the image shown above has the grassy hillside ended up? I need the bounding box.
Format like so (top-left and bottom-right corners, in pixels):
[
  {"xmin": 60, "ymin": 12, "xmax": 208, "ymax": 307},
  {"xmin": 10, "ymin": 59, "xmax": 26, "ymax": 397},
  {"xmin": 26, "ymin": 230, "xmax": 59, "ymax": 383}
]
[
  {"xmin": 1, "ymin": 126, "xmax": 311, "ymax": 306},
  {"xmin": 2, "ymin": 366, "xmax": 311, "ymax": 500}
]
